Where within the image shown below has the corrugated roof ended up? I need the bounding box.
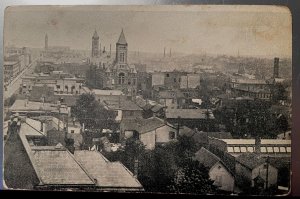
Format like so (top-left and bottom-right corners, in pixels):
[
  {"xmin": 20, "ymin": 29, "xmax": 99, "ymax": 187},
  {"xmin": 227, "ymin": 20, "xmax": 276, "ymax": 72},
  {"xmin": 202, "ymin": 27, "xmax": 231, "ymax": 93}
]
[{"xmin": 74, "ymin": 150, "xmax": 143, "ymax": 189}]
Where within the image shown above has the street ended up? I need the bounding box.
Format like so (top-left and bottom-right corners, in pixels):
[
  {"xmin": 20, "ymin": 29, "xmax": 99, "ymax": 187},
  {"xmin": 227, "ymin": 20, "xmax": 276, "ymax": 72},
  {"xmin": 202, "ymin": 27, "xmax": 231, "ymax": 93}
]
[{"xmin": 4, "ymin": 59, "xmax": 37, "ymax": 100}]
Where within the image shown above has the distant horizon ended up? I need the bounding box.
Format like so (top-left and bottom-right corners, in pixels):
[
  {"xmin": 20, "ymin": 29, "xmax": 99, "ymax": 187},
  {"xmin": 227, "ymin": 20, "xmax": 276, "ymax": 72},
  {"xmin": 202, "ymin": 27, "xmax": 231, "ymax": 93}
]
[
  {"xmin": 4, "ymin": 5, "xmax": 292, "ymax": 59},
  {"xmin": 4, "ymin": 44, "xmax": 292, "ymax": 60}
]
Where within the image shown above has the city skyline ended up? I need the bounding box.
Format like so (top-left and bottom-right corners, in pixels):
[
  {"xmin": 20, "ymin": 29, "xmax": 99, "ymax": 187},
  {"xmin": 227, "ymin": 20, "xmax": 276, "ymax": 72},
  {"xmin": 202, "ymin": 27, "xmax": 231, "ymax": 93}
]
[{"xmin": 4, "ymin": 5, "xmax": 291, "ymax": 58}]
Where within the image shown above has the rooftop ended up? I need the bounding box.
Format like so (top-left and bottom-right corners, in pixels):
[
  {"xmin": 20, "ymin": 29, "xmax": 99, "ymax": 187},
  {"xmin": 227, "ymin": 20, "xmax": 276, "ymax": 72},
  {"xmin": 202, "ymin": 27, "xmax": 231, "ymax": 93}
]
[
  {"xmin": 165, "ymin": 108, "xmax": 215, "ymax": 119},
  {"xmin": 221, "ymin": 139, "xmax": 291, "ymax": 145},
  {"xmin": 194, "ymin": 147, "xmax": 221, "ymax": 168},
  {"xmin": 121, "ymin": 117, "xmax": 171, "ymax": 134},
  {"xmin": 10, "ymin": 99, "xmax": 69, "ymax": 114},
  {"xmin": 92, "ymin": 89, "xmax": 124, "ymax": 96},
  {"xmin": 236, "ymin": 153, "xmax": 270, "ymax": 170},
  {"xmin": 74, "ymin": 150, "xmax": 143, "ymax": 190},
  {"xmin": 104, "ymin": 100, "xmax": 142, "ymax": 111}
]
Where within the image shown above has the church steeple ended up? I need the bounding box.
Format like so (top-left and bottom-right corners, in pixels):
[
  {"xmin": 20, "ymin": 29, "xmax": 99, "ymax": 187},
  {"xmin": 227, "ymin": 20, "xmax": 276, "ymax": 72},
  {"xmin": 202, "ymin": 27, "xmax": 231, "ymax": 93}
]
[
  {"xmin": 93, "ymin": 30, "xmax": 99, "ymax": 39},
  {"xmin": 116, "ymin": 29, "xmax": 128, "ymax": 64},
  {"xmin": 117, "ymin": 29, "xmax": 127, "ymax": 45},
  {"xmin": 92, "ymin": 30, "xmax": 99, "ymax": 57}
]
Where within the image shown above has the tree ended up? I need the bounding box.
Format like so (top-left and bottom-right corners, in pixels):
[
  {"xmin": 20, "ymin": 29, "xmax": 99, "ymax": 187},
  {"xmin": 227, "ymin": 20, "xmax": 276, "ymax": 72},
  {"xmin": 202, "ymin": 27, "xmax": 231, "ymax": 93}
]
[
  {"xmin": 72, "ymin": 93, "xmax": 116, "ymax": 130},
  {"xmin": 168, "ymin": 160, "xmax": 217, "ymax": 194}
]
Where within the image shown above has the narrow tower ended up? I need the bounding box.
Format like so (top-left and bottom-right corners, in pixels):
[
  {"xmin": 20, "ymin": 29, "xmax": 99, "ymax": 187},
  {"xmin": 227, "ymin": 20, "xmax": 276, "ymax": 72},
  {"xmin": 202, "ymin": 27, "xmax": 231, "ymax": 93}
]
[
  {"xmin": 45, "ymin": 34, "xmax": 48, "ymax": 50},
  {"xmin": 92, "ymin": 30, "xmax": 99, "ymax": 57},
  {"xmin": 116, "ymin": 29, "xmax": 128, "ymax": 64}
]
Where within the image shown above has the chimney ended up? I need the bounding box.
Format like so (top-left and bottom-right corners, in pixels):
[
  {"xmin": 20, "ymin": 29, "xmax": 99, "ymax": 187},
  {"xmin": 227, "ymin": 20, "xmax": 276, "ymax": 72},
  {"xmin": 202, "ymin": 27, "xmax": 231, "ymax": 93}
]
[
  {"xmin": 164, "ymin": 47, "xmax": 166, "ymax": 58},
  {"xmin": 255, "ymin": 136, "xmax": 261, "ymax": 154},
  {"xmin": 273, "ymin": 57, "xmax": 279, "ymax": 78},
  {"xmin": 40, "ymin": 121, "xmax": 44, "ymax": 132},
  {"xmin": 133, "ymin": 159, "xmax": 139, "ymax": 177}
]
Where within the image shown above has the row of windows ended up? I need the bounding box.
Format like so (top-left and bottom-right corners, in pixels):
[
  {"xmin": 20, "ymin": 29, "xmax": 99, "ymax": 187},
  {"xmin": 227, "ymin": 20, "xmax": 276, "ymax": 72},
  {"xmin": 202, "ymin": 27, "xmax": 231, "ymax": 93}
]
[{"xmin": 227, "ymin": 146, "xmax": 291, "ymax": 153}]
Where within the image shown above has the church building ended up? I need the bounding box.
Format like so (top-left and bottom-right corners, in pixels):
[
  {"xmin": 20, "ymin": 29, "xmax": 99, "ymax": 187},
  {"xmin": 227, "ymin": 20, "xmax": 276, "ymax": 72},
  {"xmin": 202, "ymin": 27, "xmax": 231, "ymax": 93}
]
[{"xmin": 87, "ymin": 29, "xmax": 138, "ymax": 96}]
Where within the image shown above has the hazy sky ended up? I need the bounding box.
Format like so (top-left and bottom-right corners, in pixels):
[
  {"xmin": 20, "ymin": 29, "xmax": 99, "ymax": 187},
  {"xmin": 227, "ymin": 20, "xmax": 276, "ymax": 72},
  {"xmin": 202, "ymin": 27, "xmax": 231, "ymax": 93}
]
[{"xmin": 4, "ymin": 5, "xmax": 292, "ymax": 58}]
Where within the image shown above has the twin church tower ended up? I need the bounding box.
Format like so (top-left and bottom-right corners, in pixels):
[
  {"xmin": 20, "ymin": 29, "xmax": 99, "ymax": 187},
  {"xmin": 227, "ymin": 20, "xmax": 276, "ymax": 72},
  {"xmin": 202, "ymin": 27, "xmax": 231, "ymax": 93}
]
[{"xmin": 91, "ymin": 29, "xmax": 128, "ymax": 65}]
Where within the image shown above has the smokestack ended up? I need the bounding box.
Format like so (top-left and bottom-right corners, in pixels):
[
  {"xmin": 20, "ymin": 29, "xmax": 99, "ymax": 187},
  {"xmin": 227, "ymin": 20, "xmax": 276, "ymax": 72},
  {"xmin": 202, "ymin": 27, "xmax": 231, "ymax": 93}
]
[
  {"xmin": 110, "ymin": 44, "xmax": 111, "ymax": 57},
  {"xmin": 164, "ymin": 47, "xmax": 166, "ymax": 57},
  {"xmin": 169, "ymin": 48, "xmax": 171, "ymax": 57},
  {"xmin": 273, "ymin": 57, "xmax": 279, "ymax": 78}
]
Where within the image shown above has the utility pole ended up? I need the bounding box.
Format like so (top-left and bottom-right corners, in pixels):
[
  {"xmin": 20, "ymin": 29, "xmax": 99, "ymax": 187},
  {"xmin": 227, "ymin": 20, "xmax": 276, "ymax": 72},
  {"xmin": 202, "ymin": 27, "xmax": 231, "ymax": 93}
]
[
  {"xmin": 265, "ymin": 156, "xmax": 270, "ymax": 192},
  {"xmin": 177, "ymin": 116, "xmax": 181, "ymax": 137}
]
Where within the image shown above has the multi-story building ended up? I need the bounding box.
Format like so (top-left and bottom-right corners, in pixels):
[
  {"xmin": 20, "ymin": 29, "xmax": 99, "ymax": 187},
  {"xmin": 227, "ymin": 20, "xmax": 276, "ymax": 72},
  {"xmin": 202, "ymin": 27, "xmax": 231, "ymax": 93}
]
[
  {"xmin": 21, "ymin": 72, "xmax": 84, "ymax": 95},
  {"xmin": 86, "ymin": 30, "xmax": 138, "ymax": 96},
  {"xmin": 4, "ymin": 61, "xmax": 20, "ymax": 84}
]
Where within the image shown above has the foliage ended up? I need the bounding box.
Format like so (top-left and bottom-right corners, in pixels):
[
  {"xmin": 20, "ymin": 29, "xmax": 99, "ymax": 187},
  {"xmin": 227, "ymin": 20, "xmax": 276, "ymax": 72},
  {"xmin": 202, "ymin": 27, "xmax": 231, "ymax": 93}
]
[
  {"xmin": 214, "ymin": 99, "xmax": 276, "ymax": 138},
  {"xmin": 168, "ymin": 160, "xmax": 217, "ymax": 194},
  {"xmin": 71, "ymin": 93, "xmax": 116, "ymax": 130},
  {"xmin": 4, "ymin": 94, "xmax": 17, "ymax": 107}
]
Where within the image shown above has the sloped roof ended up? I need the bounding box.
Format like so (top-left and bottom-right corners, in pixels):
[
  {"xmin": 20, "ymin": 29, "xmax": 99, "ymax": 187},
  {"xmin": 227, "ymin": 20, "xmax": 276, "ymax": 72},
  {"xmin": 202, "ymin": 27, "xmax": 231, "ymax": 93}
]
[
  {"xmin": 104, "ymin": 100, "xmax": 142, "ymax": 111},
  {"xmin": 165, "ymin": 108, "xmax": 215, "ymax": 119},
  {"xmin": 194, "ymin": 147, "xmax": 221, "ymax": 168},
  {"xmin": 121, "ymin": 117, "xmax": 170, "ymax": 134},
  {"xmin": 235, "ymin": 153, "xmax": 268, "ymax": 170},
  {"xmin": 74, "ymin": 150, "xmax": 143, "ymax": 189},
  {"xmin": 93, "ymin": 30, "xmax": 99, "ymax": 39},
  {"xmin": 31, "ymin": 147, "xmax": 95, "ymax": 185},
  {"xmin": 151, "ymin": 104, "xmax": 164, "ymax": 112},
  {"xmin": 117, "ymin": 29, "xmax": 127, "ymax": 45}
]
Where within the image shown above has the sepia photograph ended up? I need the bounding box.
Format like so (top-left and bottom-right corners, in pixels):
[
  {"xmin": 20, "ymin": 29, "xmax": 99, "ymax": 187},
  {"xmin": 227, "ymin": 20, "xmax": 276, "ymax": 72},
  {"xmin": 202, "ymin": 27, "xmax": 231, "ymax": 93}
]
[{"xmin": 2, "ymin": 5, "xmax": 292, "ymax": 195}]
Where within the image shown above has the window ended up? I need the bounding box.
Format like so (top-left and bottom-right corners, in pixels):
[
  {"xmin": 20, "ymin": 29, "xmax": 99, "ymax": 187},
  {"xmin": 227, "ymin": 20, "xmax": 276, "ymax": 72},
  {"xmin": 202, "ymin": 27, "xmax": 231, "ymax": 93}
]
[
  {"xmin": 267, "ymin": 147, "xmax": 274, "ymax": 153},
  {"xmin": 120, "ymin": 52, "xmax": 125, "ymax": 62},
  {"xmin": 261, "ymin": 147, "xmax": 267, "ymax": 153},
  {"xmin": 241, "ymin": 147, "xmax": 247, "ymax": 152},
  {"xmin": 118, "ymin": 73, "xmax": 125, "ymax": 84},
  {"xmin": 56, "ymin": 85, "xmax": 60, "ymax": 89},
  {"xmin": 133, "ymin": 79, "xmax": 136, "ymax": 85},
  {"xmin": 129, "ymin": 111, "xmax": 134, "ymax": 116},
  {"xmin": 71, "ymin": 130, "xmax": 74, "ymax": 134},
  {"xmin": 174, "ymin": 78, "xmax": 177, "ymax": 83},
  {"xmin": 247, "ymin": 147, "xmax": 254, "ymax": 152},
  {"xmin": 286, "ymin": 147, "xmax": 291, "ymax": 153},
  {"xmin": 169, "ymin": 131, "xmax": 176, "ymax": 140},
  {"xmin": 166, "ymin": 73, "xmax": 169, "ymax": 77},
  {"xmin": 227, "ymin": 147, "xmax": 234, "ymax": 153},
  {"xmin": 234, "ymin": 147, "xmax": 240, "ymax": 153},
  {"xmin": 280, "ymin": 147, "xmax": 286, "ymax": 153},
  {"xmin": 274, "ymin": 147, "xmax": 279, "ymax": 153}
]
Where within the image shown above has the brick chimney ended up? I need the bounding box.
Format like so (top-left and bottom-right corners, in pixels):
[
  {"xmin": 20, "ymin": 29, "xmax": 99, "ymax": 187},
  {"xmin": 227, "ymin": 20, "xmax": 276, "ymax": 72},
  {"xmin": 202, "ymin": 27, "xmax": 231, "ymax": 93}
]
[{"xmin": 273, "ymin": 57, "xmax": 279, "ymax": 78}]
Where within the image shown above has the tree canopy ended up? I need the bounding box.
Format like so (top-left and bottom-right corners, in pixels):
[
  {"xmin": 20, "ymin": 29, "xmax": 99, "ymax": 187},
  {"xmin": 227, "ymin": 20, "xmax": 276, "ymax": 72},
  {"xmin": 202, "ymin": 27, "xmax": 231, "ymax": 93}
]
[{"xmin": 71, "ymin": 93, "xmax": 116, "ymax": 130}]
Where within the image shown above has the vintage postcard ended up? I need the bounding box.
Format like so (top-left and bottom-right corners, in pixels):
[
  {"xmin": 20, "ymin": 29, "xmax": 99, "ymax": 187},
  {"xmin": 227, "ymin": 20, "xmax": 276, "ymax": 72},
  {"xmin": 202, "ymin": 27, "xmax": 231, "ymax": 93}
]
[{"xmin": 3, "ymin": 5, "xmax": 292, "ymax": 195}]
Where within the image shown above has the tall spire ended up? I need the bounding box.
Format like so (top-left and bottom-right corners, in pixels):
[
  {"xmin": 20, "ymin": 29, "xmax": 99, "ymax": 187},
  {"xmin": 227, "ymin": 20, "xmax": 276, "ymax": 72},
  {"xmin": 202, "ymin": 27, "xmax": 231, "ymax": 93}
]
[
  {"xmin": 117, "ymin": 29, "xmax": 127, "ymax": 45},
  {"xmin": 93, "ymin": 30, "xmax": 99, "ymax": 39}
]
